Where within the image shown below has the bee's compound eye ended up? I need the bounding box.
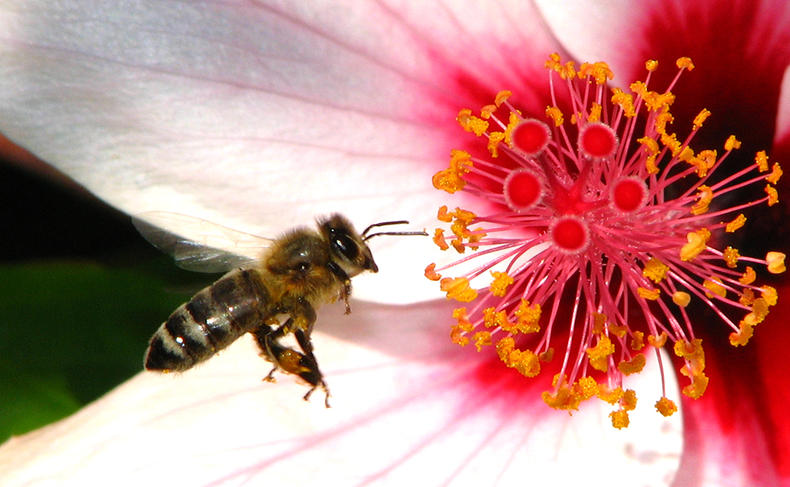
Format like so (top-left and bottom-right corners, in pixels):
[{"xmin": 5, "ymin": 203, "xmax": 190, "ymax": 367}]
[{"xmin": 332, "ymin": 233, "xmax": 359, "ymax": 261}]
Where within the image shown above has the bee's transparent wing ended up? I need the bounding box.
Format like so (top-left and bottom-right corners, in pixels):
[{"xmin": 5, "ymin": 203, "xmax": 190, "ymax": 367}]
[{"xmin": 132, "ymin": 211, "xmax": 273, "ymax": 273}]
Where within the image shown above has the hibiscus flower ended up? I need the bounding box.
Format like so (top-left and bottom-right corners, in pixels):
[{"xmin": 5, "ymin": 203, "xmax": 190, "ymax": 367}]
[{"xmin": 1, "ymin": 1, "xmax": 789, "ymax": 486}]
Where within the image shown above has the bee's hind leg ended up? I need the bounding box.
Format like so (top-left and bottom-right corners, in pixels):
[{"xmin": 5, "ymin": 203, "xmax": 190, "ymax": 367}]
[
  {"xmin": 251, "ymin": 321, "xmax": 330, "ymax": 408},
  {"xmin": 294, "ymin": 328, "xmax": 330, "ymax": 407}
]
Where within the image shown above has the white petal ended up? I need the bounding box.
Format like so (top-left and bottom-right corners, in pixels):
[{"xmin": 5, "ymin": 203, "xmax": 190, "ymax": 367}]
[
  {"xmin": 0, "ymin": 300, "xmax": 682, "ymax": 486},
  {"xmin": 0, "ymin": 1, "xmax": 566, "ymax": 303}
]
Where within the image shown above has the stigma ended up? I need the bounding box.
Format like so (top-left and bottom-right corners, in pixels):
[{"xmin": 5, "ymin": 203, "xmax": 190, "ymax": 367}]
[{"xmin": 428, "ymin": 54, "xmax": 785, "ymax": 428}]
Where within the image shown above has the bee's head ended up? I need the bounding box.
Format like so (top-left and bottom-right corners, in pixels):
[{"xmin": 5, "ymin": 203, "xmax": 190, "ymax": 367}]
[
  {"xmin": 319, "ymin": 214, "xmax": 378, "ymax": 276},
  {"xmin": 319, "ymin": 214, "xmax": 428, "ymax": 277}
]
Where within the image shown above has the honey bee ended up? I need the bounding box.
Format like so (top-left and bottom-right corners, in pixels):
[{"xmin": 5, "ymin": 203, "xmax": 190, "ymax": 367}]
[{"xmin": 134, "ymin": 212, "xmax": 426, "ymax": 406}]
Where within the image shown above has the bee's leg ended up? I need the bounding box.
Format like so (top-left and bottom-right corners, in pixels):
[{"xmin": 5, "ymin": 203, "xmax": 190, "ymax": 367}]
[
  {"xmin": 251, "ymin": 322, "xmax": 288, "ymax": 382},
  {"xmin": 326, "ymin": 261, "xmax": 353, "ymax": 314},
  {"xmin": 294, "ymin": 328, "xmax": 330, "ymax": 408},
  {"xmin": 251, "ymin": 317, "xmax": 329, "ymax": 407}
]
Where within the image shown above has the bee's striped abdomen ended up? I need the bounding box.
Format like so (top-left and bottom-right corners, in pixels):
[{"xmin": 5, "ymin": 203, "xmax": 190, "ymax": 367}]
[{"xmin": 145, "ymin": 268, "xmax": 271, "ymax": 371}]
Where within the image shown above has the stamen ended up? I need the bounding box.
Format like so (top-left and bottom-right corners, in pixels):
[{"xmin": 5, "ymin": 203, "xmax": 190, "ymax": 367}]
[{"xmin": 427, "ymin": 53, "xmax": 784, "ymax": 427}]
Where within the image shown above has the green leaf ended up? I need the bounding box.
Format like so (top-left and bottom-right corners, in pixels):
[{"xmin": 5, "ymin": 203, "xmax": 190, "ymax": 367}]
[{"xmin": 0, "ymin": 260, "xmax": 196, "ymax": 441}]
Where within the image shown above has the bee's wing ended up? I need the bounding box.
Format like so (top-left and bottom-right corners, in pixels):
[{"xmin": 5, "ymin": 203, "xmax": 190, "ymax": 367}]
[{"xmin": 132, "ymin": 211, "xmax": 273, "ymax": 273}]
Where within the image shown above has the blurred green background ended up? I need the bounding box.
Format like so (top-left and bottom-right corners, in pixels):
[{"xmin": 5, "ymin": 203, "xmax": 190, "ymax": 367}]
[{"xmin": 0, "ymin": 156, "xmax": 210, "ymax": 443}]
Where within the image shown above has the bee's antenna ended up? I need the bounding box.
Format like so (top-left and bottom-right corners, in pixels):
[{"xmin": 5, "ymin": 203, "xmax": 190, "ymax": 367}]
[{"xmin": 362, "ymin": 220, "xmax": 428, "ymax": 241}]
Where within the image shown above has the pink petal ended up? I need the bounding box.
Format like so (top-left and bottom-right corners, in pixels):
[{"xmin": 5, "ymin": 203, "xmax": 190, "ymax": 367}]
[
  {"xmin": 776, "ymin": 65, "xmax": 790, "ymax": 144},
  {"xmin": 0, "ymin": 300, "xmax": 683, "ymax": 486}
]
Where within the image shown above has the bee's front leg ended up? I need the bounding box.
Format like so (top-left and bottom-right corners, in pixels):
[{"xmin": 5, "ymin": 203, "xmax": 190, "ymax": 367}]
[{"xmin": 327, "ymin": 261, "xmax": 352, "ymax": 314}]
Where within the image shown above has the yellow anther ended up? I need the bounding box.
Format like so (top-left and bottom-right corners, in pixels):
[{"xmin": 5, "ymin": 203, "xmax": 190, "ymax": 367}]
[
  {"xmin": 693, "ymin": 109, "xmax": 711, "ymax": 129},
  {"xmin": 432, "ymin": 150, "xmax": 472, "ymax": 194},
  {"xmin": 726, "ymin": 213, "xmax": 747, "ymax": 233},
  {"xmin": 703, "ymin": 277, "xmax": 727, "ymax": 299},
  {"xmin": 539, "ymin": 348, "xmax": 555, "ymax": 363},
  {"xmin": 592, "ymin": 312, "xmax": 607, "ymax": 334},
  {"xmin": 729, "ymin": 320, "xmax": 755, "ymax": 347},
  {"xmin": 629, "ymin": 80, "xmax": 647, "ymax": 97},
  {"xmin": 489, "ymin": 271, "xmax": 514, "ymax": 297},
  {"xmin": 617, "ymin": 354, "xmax": 646, "ymax": 375},
  {"xmin": 480, "ymin": 104, "xmax": 497, "ymax": 119},
  {"xmin": 740, "ymin": 288, "xmax": 756, "ymax": 306},
  {"xmin": 612, "ymin": 88, "xmax": 636, "ymax": 117},
  {"xmin": 586, "ymin": 335, "xmax": 615, "ymax": 372},
  {"xmin": 761, "ymin": 286, "xmax": 778, "ymax": 306},
  {"xmin": 682, "ymin": 373, "xmax": 709, "ymax": 399},
  {"xmin": 724, "ymin": 135, "xmax": 742, "ymax": 151},
  {"xmin": 621, "ymin": 389, "xmax": 638, "ymax": 411},
  {"xmin": 424, "ymin": 263, "xmax": 441, "ymax": 281},
  {"xmin": 680, "ymin": 228, "xmax": 711, "ymax": 261},
  {"xmin": 767, "ymin": 163, "xmax": 783, "ymax": 184},
  {"xmin": 437, "ymin": 205, "xmax": 452, "ymax": 222},
  {"xmin": 440, "ymin": 277, "xmax": 478, "ymax": 302},
  {"xmin": 451, "ymin": 238, "xmax": 465, "ymax": 253},
  {"xmin": 449, "ymin": 326, "xmax": 469, "ymax": 346},
  {"xmin": 691, "ymin": 185, "xmax": 713, "ymax": 215},
  {"xmin": 582, "ymin": 61, "xmax": 614, "ymax": 84},
  {"xmin": 678, "ymin": 146, "xmax": 695, "ymax": 163},
  {"xmin": 676, "ymin": 57, "xmax": 695, "ymax": 70},
  {"xmin": 674, "ymin": 338, "xmax": 704, "ymax": 359},
  {"xmin": 473, "ymin": 331, "xmax": 492, "ymax": 351},
  {"xmin": 544, "ymin": 53, "xmax": 562, "ymax": 71},
  {"xmin": 645, "ymin": 91, "xmax": 676, "ymax": 112},
  {"xmin": 630, "ymin": 331, "xmax": 645, "ymax": 350},
  {"xmin": 497, "ymin": 338, "xmax": 541, "ymax": 377},
  {"xmin": 648, "ymin": 332, "xmax": 668, "ymax": 348},
  {"xmin": 638, "ymin": 287, "xmax": 661, "ymax": 300},
  {"xmin": 588, "ymin": 102, "xmax": 602, "ymax": 122},
  {"xmin": 672, "ymin": 291, "xmax": 691, "ymax": 307},
  {"xmin": 457, "ymin": 108, "xmax": 489, "ymax": 136},
  {"xmin": 765, "ymin": 184, "xmax": 778, "ymax": 206},
  {"xmin": 645, "ymin": 59, "xmax": 659, "ymax": 72},
  {"xmin": 514, "ymin": 299, "xmax": 541, "ymax": 333},
  {"xmin": 494, "ymin": 90, "xmax": 512, "ymax": 106},
  {"xmin": 654, "ymin": 111, "xmax": 674, "ymax": 135},
  {"xmin": 691, "ymin": 149, "xmax": 717, "ymax": 177},
  {"xmin": 559, "ymin": 60, "xmax": 577, "ymax": 80},
  {"xmin": 608, "ymin": 323, "xmax": 627, "ymax": 338},
  {"xmin": 452, "ymin": 307, "xmax": 473, "ymax": 331},
  {"xmin": 755, "ymin": 150, "xmax": 770, "ymax": 172},
  {"xmin": 597, "ymin": 385, "xmax": 624, "ymax": 404},
  {"xmin": 482, "ymin": 307, "xmax": 497, "ymax": 328},
  {"xmin": 655, "ymin": 397, "xmax": 678, "ymax": 417},
  {"xmin": 542, "ymin": 386, "xmax": 579, "ymax": 411},
  {"xmin": 487, "ymin": 131, "xmax": 505, "ymax": 158},
  {"xmin": 660, "ymin": 132, "xmax": 682, "ymax": 156},
  {"xmin": 723, "ymin": 246, "xmax": 740, "ymax": 268},
  {"xmin": 545, "ymin": 106, "xmax": 564, "ymax": 126},
  {"xmin": 766, "ymin": 251, "xmax": 786, "ymax": 274},
  {"xmin": 638, "ymin": 136, "xmax": 659, "ymax": 154},
  {"xmin": 739, "ymin": 266, "xmax": 756, "ymax": 285},
  {"xmin": 433, "ymin": 228, "xmax": 449, "ymax": 250},
  {"xmin": 576, "ymin": 376, "xmax": 599, "ymax": 401},
  {"xmin": 645, "ymin": 155, "xmax": 659, "ymax": 174}
]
